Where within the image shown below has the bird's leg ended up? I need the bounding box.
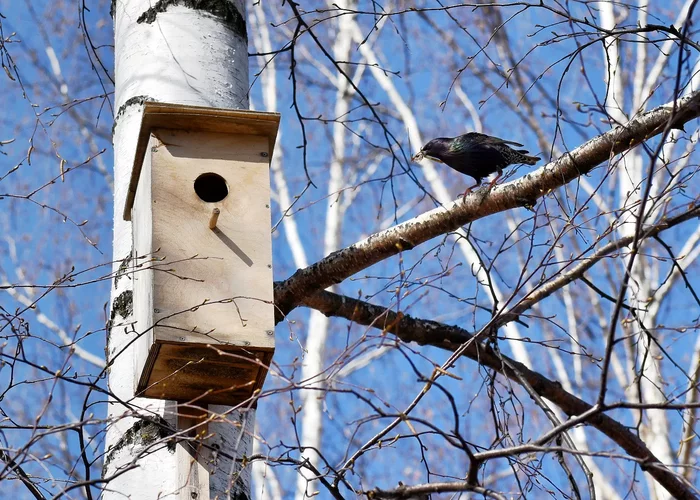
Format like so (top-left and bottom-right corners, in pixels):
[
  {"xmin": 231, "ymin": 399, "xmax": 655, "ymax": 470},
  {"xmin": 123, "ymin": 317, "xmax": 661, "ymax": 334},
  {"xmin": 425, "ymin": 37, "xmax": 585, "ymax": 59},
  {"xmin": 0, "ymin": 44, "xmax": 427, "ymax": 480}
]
[
  {"xmin": 486, "ymin": 169, "xmax": 503, "ymax": 191},
  {"xmin": 461, "ymin": 180, "xmax": 482, "ymax": 202},
  {"xmin": 476, "ymin": 170, "xmax": 504, "ymax": 205}
]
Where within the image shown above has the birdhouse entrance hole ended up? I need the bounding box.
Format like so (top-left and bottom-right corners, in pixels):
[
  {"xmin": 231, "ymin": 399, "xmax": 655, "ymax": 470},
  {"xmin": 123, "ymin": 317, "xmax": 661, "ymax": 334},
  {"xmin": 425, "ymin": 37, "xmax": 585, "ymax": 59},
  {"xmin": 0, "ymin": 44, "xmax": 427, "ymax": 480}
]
[{"xmin": 194, "ymin": 172, "xmax": 229, "ymax": 202}]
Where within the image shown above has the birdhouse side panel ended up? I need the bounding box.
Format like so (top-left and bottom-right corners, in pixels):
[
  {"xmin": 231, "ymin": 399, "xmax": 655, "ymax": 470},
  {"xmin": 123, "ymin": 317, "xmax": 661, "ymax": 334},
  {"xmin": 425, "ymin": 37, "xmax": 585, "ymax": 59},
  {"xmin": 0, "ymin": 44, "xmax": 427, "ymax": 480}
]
[
  {"xmin": 148, "ymin": 129, "xmax": 275, "ymax": 350},
  {"xmin": 131, "ymin": 136, "xmax": 156, "ymax": 389}
]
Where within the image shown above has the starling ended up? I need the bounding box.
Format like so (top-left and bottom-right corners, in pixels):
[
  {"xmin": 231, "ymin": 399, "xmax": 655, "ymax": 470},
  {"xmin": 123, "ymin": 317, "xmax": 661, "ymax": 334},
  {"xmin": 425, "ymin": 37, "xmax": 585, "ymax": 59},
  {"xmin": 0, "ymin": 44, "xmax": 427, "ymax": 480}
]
[{"xmin": 412, "ymin": 132, "xmax": 540, "ymax": 199}]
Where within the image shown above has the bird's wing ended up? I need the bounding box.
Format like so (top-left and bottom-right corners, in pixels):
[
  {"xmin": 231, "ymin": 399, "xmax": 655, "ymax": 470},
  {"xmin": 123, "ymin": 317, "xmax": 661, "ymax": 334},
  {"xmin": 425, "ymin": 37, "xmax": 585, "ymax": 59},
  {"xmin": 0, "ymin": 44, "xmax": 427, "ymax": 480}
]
[
  {"xmin": 441, "ymin": 140, "xmax": 512, "ymax": 179},
  {"xmin": 448, "ymin": 134, "xmax": 513, "ymax": 155},
  {"xmin": 460, "ymin": 132, "xmax": 524, "ymax": 148}
]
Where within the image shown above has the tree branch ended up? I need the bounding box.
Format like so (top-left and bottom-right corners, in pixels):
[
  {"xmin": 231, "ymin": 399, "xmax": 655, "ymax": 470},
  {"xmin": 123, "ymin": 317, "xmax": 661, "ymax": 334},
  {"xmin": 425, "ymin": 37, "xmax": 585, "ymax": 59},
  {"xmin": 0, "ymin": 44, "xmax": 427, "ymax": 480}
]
[
  {"xmin": 298, "ymin": 289, "xmax": 698, "ymax": 499},
  {"xmin": 0, "ymin": 449, "xmax": 47, "ymax": 500},
  {"xmin": 367, "ymin": 481, "xmax": 507, "ymax": 500},
  {"xmin": 274, "ymin": 91, "xmax": 700, "ymax": 321},
  {"xmin": 498, "ymin": 204, "xmax": 700, "ymax": 325}
]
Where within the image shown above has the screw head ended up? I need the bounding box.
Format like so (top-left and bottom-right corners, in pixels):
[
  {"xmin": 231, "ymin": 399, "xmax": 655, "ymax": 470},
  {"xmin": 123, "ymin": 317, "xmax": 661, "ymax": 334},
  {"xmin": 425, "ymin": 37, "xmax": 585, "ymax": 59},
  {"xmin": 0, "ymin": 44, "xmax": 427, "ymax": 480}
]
[
  {"xmin": 266, "ymin": 330, "xmax": 274, "ymax": 336},
  {"xmin": 260, "ymin": 152, "xmax": 269, "ymax": 157}
]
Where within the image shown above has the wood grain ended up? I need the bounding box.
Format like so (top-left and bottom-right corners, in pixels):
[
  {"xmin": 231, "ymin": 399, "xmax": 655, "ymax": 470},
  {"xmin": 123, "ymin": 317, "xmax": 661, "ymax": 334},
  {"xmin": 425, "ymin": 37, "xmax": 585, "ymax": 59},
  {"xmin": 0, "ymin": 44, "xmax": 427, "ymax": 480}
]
[{"xmin": 132, "ymin": 125, "xmax": 276, "ymax": 406}]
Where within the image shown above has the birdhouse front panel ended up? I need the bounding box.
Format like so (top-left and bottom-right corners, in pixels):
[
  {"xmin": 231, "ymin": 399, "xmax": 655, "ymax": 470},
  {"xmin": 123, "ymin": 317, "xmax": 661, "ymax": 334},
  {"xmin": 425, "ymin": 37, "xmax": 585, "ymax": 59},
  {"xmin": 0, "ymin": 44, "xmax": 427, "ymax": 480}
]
[{"xmin": 131, "ymin": 123, "xmax": 276, "ymax": 405}]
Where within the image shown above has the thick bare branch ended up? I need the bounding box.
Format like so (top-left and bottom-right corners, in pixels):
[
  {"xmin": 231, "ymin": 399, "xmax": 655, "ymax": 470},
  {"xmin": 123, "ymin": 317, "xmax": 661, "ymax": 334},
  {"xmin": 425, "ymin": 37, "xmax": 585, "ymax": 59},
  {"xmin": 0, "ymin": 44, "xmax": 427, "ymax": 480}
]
[
  {"xmin": 368, "ymin": 481, "xmax": 507, "ymax": 500},
  {"xmin": 275, "ymin": 91, "xmax": 700, "ymax": 321},
  {"xmin": 299, "ymin": 289, "xmax": 697, "ymax": 499}
]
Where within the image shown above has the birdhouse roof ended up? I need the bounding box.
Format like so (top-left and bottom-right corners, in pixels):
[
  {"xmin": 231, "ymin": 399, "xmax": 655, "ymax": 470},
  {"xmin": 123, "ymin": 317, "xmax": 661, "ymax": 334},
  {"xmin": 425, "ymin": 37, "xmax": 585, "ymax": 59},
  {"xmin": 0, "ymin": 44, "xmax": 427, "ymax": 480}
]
[{"xmin": 123, "ymin": 101, "xmax": 281, "ymax": 221}]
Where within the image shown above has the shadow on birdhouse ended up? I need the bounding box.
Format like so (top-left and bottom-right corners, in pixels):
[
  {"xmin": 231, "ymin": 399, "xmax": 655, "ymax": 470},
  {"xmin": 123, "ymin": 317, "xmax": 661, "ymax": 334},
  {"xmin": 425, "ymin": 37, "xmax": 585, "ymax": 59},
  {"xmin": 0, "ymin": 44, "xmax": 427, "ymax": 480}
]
[{"xmin": 123, "ymin": 102, "xmax": 280, "ymax": 406}]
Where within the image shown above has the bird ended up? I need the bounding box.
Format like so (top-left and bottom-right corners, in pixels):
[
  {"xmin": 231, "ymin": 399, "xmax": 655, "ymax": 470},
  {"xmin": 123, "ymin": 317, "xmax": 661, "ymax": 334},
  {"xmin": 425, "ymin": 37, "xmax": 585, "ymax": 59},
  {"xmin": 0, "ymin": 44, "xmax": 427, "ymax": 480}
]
[{"xmin": 411, "ymin": 132, "xmax": 540, "ymax": 200}]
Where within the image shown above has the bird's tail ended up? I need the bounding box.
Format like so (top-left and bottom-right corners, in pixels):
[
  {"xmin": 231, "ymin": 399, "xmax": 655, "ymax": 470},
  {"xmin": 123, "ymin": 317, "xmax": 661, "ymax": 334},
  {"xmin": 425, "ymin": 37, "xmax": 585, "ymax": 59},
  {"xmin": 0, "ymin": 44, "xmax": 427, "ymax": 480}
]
[{"xmin": 514, "ymin": 150, "xmax": 540, "ymax": 165}]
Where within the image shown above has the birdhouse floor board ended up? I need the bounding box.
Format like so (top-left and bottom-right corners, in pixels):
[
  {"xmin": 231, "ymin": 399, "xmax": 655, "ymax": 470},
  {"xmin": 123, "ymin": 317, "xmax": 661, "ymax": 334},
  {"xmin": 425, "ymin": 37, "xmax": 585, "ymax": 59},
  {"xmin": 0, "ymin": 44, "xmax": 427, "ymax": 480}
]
[{"xmin": 137, "ymin": 342, "xmax": 273, "ymax": 406}]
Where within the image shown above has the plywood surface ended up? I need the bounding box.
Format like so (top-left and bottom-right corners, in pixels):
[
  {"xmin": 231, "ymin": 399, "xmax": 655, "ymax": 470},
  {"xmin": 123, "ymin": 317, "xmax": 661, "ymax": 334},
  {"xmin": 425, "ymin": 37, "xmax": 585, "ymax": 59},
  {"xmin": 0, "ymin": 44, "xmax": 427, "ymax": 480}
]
[
  {"xmin": 132, "ymin": 137, "xmax": 155, "ymax": 386},
  {"xmin": 148, "ymin": 128, "xmax": 274, "ymax": 347}
]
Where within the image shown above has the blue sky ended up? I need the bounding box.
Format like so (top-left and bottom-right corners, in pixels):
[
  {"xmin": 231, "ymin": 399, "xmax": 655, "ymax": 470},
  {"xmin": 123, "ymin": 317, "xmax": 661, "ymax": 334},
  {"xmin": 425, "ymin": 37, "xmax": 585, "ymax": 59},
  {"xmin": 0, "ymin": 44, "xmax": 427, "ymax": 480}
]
[{"xmin": 1, "ymin": 1, "xmax": 700, "ymax": 498}]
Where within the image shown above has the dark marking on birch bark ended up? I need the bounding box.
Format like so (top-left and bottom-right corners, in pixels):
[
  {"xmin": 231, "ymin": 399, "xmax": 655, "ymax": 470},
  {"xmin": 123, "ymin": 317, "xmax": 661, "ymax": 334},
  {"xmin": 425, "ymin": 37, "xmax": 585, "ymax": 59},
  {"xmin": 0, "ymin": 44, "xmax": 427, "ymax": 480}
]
[
  {"xmin": 112, "ymin": 290, "xmax": 133, "ymax": 319},
  {"xmin": 397, "ymin": 237, "xmax": 415, "ymax": 251},
  {"xmin": 102, "ymin": 416, "xmax": 176, "ymax": 472},
  {"xmin": 136, "ymin": 0, "xmax": 247, "ymax": 41},
  {"xmin": 114, "ymin": 252, "xmax": 132, "ymax": 288},
  {"xmin": 104, "ymin": 326, "xmax": 112, "ymax": 369},
  {"xmin": 112, "ymin": 95, "xmax": 153, "ymax": 136},
  {"xmin": 106, "ymin": 290, "xmax": 133, "ymax": 337},
  {"xmin": 231, "ymin": 489, "xmax": 250, "ymax": 500}
]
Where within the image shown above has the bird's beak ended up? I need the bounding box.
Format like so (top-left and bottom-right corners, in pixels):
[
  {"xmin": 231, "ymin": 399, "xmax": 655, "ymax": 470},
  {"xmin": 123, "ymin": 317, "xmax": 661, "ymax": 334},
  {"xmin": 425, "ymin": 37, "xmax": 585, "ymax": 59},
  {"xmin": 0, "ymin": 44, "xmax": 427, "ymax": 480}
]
[{"xmin": 411, "ymin": 151, "xmax": 425, "ymax": 162}]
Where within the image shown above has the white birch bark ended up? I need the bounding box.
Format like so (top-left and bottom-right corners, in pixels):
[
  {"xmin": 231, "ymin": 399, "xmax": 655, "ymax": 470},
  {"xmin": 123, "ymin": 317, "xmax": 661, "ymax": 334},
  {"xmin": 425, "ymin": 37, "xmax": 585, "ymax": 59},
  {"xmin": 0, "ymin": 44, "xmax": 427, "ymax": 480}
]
[
  {"xmin": 600, "ymin": 3, "xmax": 672, "ymax": 497},
  {"xmin": 295, "ymin": 3, "xmax": 355, "ymax": 497},
  {"xmin": 105, "ymin": 2, "xmax": 254, "ymax": 498}
]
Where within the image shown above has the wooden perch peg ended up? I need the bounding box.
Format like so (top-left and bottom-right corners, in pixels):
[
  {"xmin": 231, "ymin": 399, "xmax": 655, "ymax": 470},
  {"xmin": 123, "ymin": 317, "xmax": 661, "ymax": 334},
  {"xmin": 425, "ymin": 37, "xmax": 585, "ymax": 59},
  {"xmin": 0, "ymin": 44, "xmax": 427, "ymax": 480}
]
[{"xmin": 209, "ymin": 208, "xmax": 220, "ymax": 230}]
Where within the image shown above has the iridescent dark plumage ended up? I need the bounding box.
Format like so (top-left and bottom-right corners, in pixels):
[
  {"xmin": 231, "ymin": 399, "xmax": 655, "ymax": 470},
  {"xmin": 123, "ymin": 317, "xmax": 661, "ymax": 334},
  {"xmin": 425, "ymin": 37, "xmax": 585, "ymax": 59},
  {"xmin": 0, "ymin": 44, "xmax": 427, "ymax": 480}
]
[{"xmin": 412, "ymin": 132, "xmax": 540, "ymax": 197}]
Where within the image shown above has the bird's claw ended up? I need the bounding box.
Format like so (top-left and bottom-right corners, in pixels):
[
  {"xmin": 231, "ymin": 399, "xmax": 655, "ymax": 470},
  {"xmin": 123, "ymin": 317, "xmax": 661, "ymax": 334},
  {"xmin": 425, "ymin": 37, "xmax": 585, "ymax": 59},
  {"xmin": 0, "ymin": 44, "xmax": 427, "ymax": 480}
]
[{"xmin": 461, "ymin": 185, "xmax": 479, "ymax": 203}]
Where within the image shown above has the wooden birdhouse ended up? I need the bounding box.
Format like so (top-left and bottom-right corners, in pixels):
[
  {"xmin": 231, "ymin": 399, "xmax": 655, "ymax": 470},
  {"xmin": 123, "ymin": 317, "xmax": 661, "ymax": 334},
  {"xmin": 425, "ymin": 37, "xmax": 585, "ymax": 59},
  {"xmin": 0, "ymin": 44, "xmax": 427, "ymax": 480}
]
[{"xmin": 123, "ymin": 102, "xmax": 279, "ymax": 406}]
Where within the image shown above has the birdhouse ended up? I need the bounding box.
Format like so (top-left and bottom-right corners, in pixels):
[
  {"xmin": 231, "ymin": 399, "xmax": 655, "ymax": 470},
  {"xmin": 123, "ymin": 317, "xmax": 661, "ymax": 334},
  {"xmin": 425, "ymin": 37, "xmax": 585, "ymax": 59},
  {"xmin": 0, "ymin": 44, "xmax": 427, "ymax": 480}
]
[{"xmin": 123, "ymin": 102, "xmax": 279, "ymax": 406}]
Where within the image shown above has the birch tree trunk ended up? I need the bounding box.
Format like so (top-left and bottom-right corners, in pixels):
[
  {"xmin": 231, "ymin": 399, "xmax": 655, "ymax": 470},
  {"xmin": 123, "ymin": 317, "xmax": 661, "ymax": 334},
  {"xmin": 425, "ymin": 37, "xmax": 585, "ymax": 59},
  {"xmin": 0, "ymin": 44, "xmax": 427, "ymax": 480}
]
[
  {"xmin": 598, "ymin": 2, "xmax": 695, "ymax": 497},
  {"xmin": 104, "ymin": 2, "xmax": 253, "ymax": 498}
]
